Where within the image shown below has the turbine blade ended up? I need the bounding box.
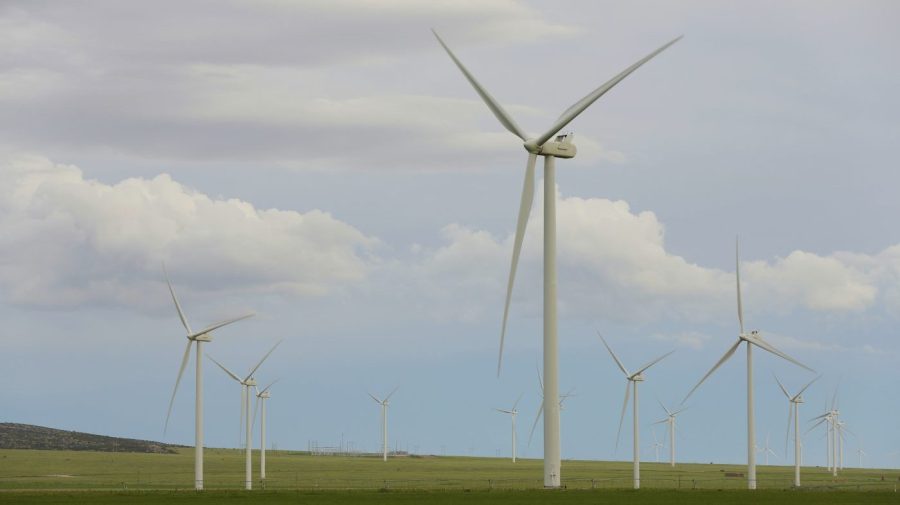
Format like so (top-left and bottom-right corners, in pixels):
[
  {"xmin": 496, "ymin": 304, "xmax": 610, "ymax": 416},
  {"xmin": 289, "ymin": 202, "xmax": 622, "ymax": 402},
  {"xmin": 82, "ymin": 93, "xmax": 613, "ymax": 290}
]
[
  {"xmin": 207, "ymin": 354, "xmax": 242, "ymax": 383},
  {"xmin": 671, "ymin": 406, "xmax": 689, "ymax": 416},
  {"xmin": 367, "ymin": 392, "xmax": 382, "ymax": 404},
  {"xmin": 633, "ymin": 350, "xmax": 675, "ymax": 376},
  {"xmin": 536, "ymin": 364, "xmax": 544, "ymax": 394},
  {"xmin": 245, "ymin": 340, "xmax": 283, "ymax": 380},
  {"xmin": 656, "ymin": 397, "xmax": 672, "ymax": 416},
  {"xmin": 805, "ymin": 417, "xmax": 827, "ymax": 435},
  {"xmin": 533, "ymin": 36, "xmax": 682, "ymax": 148},
  {"xmin": 259, "ymin": 378, "xmax": 280, "ymax": 395},
  {"xmin": 252, "ymin": 395, "xmax": 260, "ymax": 435},
  {"xmin": 432, "ymin": 30, "xmax": 528, "ymax": 141},
  {"xmin": 240, "ymin": 386, "xmax": 246, "ymax": 447},
  {"xmin": 164, "ymin": 340, "xmax": 193, "ymax": 435},
  {"xmin": 772, "ymin": 373, "xmax": 791, "ymax": 399},
  {"xmin": 749, "ymin": 335, "xmax": 815, "ymax": 373},
  {"xmin": 735, "ymin": 237, "xmax": 744, "ymax": 334},
  {"xmin": 528, "ymin": 400, "xmax": 544, "ymax": 447},
  {"xmin": 831, "ymin": 381, "xmax": 840, "ymax": 411},
  {"xmin": 385, "ymin": 386, "xmax": 400, "ymax": 402},
  {"xmin": 794, "ymin": 375, "xmax": 820, "ymax": 400},
  {"xmin": 785, "ymin": 402, "xmax": 792, "ymax": 457},
  {"xmin": 615, "ymin": 380, "xmax": 631, "ymax": 453},
  {"xmin": 495, "ymin": 408, "xmax": 513, "ymax": 414},
  {"xmin": 652, "ymin": 418, "xmax": 669, "ymax": 425},
  {"xmin": 498, "ymin": 153, "xmax": 537, "ymax": 376},
  {"xmin": 512, "ymin": 392, "xmax": 524, "ymax": 411},
  {"xmin": 163, "ymin": 263, "xmax": 192, "ymax": 335},
  {"xmin": 597, "ymin": 332, "xmax": 630, "ymax": 376},
  {"xmin": 682, "ymin": 339, "xmax": 742, "ymax": 404},
  {"xmin": 190, "ymin": 313, "xmax": 255, "ymax": 339}
]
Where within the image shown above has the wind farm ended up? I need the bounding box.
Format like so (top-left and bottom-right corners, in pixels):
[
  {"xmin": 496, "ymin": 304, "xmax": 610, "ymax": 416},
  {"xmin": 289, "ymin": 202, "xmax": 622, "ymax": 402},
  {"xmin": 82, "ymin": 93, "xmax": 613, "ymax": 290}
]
[{"xmin": 2, "ymin": 2, "xmax": 899, "ymax": 505}]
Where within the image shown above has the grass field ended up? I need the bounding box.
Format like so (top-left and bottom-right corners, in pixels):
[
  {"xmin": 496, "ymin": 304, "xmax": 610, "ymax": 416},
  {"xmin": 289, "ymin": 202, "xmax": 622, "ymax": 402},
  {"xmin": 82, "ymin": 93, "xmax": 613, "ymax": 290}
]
[{"xmin": 1, "ymin": 448, "xmax": 898, "ymax": 503}]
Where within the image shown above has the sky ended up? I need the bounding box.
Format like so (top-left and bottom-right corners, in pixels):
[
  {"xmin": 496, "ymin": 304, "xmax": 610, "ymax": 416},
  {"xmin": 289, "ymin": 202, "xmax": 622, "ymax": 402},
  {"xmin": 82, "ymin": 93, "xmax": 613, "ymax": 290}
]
[{"xmin": 2, "ymin": 0, "xmax": 900, "ymax": 472}]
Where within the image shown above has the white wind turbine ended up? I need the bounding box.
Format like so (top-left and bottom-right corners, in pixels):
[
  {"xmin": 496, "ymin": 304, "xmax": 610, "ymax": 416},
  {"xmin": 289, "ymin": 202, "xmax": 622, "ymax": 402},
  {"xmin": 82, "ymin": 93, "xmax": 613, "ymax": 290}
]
[
  {"xmin": 528, "ymin": 368, "xmax": 574, "ymax": 449},
  {"xmin": 495, "ymin": 395, "xmax": 523, "ymax": 463},
  {"xmin": 208, "ymin": 340, "xmax": 281, "ymax": 490},
  {"xmin": 368, "ymin": 388, "xmax": 398, "ymax": 462},
  {"xmin": 856, "ymin": 448, "xmax": 866, "ymax": 468},
  {"xmin": 252, "ymin": 379, "xmax": 278, "ymax": 486},
  {"xmin": 683, "ymin": 239, "xmax": 814, "ymax": 490},
  {"xmin": 599, "ymin": 333, "xmax": 673, "ymax": 490},
  {"xmin": 757, "ymin": 432, "xmax": 777, "ymax": 465},
  {"xmin": 651, "ymin": 430, "xmax": 665, "ymax": 463},
  {"xmin": 162, "ymin": 266, "xmax": 254, "ymax": 491},
  {"xmin": 434, "ymin": 30, "xmax": 681, "ymax": 488},
  {"xmin": 652, "ymin": 400, "xmax": 688, "ymax": 467},
  {"xmin": 809, "ymin": 389, "xmax": 841, "ymax": 476},
  {"xmin": 773, "ymin": 373, "xmax": 818, "ymax": 487}
]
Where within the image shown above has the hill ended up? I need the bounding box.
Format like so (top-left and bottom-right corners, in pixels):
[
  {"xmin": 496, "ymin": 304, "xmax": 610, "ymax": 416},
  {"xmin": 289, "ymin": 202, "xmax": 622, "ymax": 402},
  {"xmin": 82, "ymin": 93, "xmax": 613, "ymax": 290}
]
[{"xmin": 0, "ymin": 423, "xmax": 179, "ymax": 454}]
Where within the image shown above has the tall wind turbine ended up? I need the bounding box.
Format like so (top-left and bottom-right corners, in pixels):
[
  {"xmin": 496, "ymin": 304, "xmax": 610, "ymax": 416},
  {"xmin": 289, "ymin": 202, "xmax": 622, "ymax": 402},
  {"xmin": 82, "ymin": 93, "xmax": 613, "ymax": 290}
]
[
  {"xmin": 495, "ymin": 395, "xmax": 523, "ymax": 463},
  {"xmin": 774, "ymin": 373, "xmax": 818, "ymax": 487},
  {"xmin": 162, "ymin": 266, "xmax": 254, "ymax": 491},
  {"xmin": 252, "ymin": 379, "xmax": 278, "ymax": 487},
  {"xmin": 652, "ymin": 400, "xmax": 687, "ymax": 467},
  {"xmin": 208, "ymin": 340, "xmax": 282, "ymax": 490},
  {"xmin": 683, "ymin": 239, "xmax": 814, "ymax": 490},
  {"xmin": 369, "ymin": 388, "xmax": 398, "ymax": 462},
  {"xmin": 434, "ymin": 30, "xmax": 681, "ymax": 488},
  {"xmin": 599, "ymin": 333, "xmax": 673, "ymax": 489}
]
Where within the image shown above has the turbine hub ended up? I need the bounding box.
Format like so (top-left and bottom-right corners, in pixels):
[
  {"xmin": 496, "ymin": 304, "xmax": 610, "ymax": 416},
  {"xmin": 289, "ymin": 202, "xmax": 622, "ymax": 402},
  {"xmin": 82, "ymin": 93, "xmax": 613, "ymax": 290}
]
[
  {"xmin": 523, "ymin": 133, "xmax": 577, "ymax": 159},
  {"xmin": 191, "ymin": 333, "xmax": 212, "ymax": 342}
]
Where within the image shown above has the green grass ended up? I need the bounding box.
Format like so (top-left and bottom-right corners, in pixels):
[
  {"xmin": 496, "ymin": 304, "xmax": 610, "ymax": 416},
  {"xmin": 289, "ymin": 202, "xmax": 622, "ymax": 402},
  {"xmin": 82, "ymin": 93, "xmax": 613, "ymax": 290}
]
[{"xmin": 1, "ymin": 448, "xmax": 898, "ymax": 503}]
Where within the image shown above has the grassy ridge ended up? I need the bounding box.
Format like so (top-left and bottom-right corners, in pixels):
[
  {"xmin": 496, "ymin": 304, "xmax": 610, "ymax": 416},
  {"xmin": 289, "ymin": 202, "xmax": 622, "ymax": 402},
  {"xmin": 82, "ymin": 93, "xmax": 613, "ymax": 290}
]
[
  {"xmin": 2, "ymin": 489, "xmax": 900, "ymax": 505},
  {"xmin": 0, "ymin": 447, "xmax": 898, "ymax": 493}
]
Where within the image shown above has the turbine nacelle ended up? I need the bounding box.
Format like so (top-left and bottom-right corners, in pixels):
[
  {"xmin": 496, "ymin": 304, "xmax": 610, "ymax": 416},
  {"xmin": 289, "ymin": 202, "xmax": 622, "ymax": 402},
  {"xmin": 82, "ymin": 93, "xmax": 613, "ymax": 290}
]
[
  {"xmin": 523, "ymin": 133, "xmax": 577, "ymax": 159},
  {"xmin": 738, "ymin": 330, "xmax": 760, "ymax": 342},
  {"xmin": 191, "ymin": 333, "xmax": 213, "ymax": 342}
]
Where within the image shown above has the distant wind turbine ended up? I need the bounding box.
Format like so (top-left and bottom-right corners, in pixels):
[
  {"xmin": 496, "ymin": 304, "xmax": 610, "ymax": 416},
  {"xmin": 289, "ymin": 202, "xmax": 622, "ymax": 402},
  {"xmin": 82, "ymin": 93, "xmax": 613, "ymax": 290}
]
[
  {"xmin": 599, "ymin": 333, "xmax": 673, "ymax": 490},
  {"xmin": 652, "ymin": 400, "xmax": 687, "ymax": 468},
  {"xmin": 651, "ymin": 430, "xmax": 665, "ymax": 463},
  {"xmin": 774, "ymin": 373, "xmax": 818, "ymax": 487},
  {"xmin": 495, "ymin": 395, "xmax": 523, "ymax": 463},
  {"xmin": 434, "ymin": 29, "xmax": 681, "ymax": 488},
  {"xmin": 162, "ymin": 265, "xmax": 254, "ymax": 491},
  {"xmin": 252, "ymin": 379, "xmax": 278, "ymax": 486},
  {"xmin": 683, "ymin": 239, "xmax": 814, "ymax": 490},
  {"xmin": 528, "ymin": 367, "xmax": 574, "ymax": 448},
  {"xmin": 369, "ymin": 388, "xmax": 398, "ymax": 462},
  {"xmin": 757, "ymin": 432, "xmax": 777, "ymax": 465},
  {"xmin": 208, "ymin": 340, "xmax": 281, "ymax": 490}
]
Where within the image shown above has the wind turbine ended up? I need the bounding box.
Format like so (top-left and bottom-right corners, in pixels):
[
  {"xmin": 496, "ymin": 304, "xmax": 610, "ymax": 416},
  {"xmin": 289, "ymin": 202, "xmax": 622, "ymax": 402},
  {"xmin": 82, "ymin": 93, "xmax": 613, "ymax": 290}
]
[
  {"xmin": 434, "ymin": 30, "xmax": 681, "ymax": 488},
  {"xmin": 758, "ymin": 432, "xmax": 777, "ymax": 466},
  {"xmin": 208, "ymin": 340, "xmax": 282, "ymax": 490},
  {"xmin": 652, "ymin": 400, "xmax": 687, "ymax": 467},
  {"xmin": 599, "ymin": 333, "xmax": 673, "ymax": 490},
  {"xmin": 495, "ymin": 395, "xmax": 523, "ymax": 463},
  {"xmin": 856, "ymin": 448, "xmax": 866, "ymax": 468},
  {"xmin": 651, "ymin": 430, "xmax": 665, "ymax": 463},
  {"xmin": 528, "ymin": 367, "xmax": 574, "ymax": 449},
  {"xmin": 252, "ymin": 379, "xmax": 278, "ymax": 486},
  {"xmin": 162, "ymin": 266, "xmax": 254, "ymax": 491},
  {"xmin": 683, "ymin": 239, "xmax": 815, "ymax": 489},
  {"xmin": 808, "ymin": 407, "xmax": 836, "ymax": 475},
  {"xmin": 368, "ymin": 388, "xmax": 398, "ymax": 462},
  {"xmin": 773, "ymin": 373, "xmax": 818, "ymax": 487}
]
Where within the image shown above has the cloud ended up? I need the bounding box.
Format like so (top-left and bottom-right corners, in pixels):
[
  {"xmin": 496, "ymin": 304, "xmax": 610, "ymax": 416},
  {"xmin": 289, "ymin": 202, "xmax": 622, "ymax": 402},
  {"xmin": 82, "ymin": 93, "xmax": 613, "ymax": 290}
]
[
  {"xmin": 0, "ymin": 154, "xmax": 376, "ymax": 308},
  {"xmin": 401, "ymin": 182, "xmax": 884, "ymax": 324}
]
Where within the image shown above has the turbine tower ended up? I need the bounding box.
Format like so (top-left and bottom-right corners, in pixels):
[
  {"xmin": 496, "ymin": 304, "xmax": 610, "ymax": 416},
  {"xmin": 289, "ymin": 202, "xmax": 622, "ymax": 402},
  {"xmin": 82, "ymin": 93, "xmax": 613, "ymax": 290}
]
[
  {"xmin": 652, "ymin": 400, "xmax": 687, "ymax": 467},
  {"xmin": 599, "ymin": 333, "xmax": 673, "ymax": 489},
  {"xmin": 434, "ymin": 30, "xmax": 681, "ymax": 488},
  {"xmin": 253, "ymin": 379, "xmax": 278, "ymax": 487},
  {"xmin": 369, "ymin": 388, "xmax": 398, "ymax": 462},
  {"xmin": 651, "ymin": 430, "xmax": 665, "ymax": 463},
  {"xmin": 495, "ymin": 395, "xmax": 523, "ymax": 462},
  {"xmin": 774, "ymin": 373, "xmax": 818, "ymax": 487},
  {"xmin": 162, "ymin": 266, "xmax": 254, "ymax": 491},
  {"xmin": 208, "ymin": 340, "xmax": 281, "ymax": 490},
  {"xmin": 683, "ymin": 239, "xmax": 814, "ymax": 490}
]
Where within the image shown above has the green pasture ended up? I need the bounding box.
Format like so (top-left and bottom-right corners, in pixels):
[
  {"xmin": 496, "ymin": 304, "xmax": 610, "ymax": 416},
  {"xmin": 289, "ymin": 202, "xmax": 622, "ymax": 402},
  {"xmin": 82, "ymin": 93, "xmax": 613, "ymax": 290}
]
[{"xmin": 1, "ymin": 448, "xmax": 899, "ymax": 504}]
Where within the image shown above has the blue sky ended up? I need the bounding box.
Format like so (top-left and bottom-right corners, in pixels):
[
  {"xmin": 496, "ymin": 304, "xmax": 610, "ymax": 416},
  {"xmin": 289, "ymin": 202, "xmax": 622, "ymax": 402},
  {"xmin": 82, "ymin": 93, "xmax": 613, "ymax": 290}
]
[{"xmin": 1, "ymin": 0, "xmax": 899, "ymax": 470}]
